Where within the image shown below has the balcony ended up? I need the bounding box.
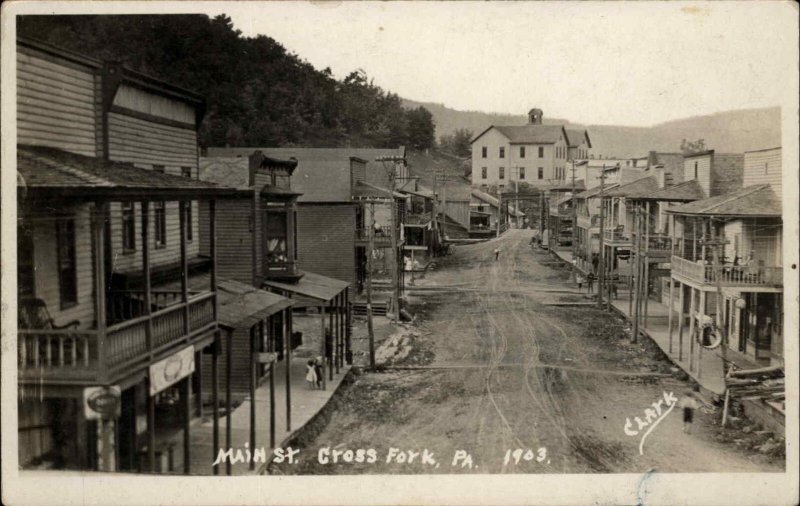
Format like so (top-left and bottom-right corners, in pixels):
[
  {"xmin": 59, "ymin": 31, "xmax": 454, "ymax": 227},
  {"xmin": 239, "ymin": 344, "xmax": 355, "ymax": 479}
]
[
  {"xmin": 629, "ymin": 233, "xmax": 672, "ymax": 261},
  {"xmin": 355, "ymin": 226, "xmax": 395, "ymax": 247},
  {"xmin": 671, "ymin": 255, "xmax": 783, "ymax": 288},
  {"xmin": 603, "ymin": 227, "xmax": 631, "ymax": 245},
  {"xmin": 18, "ymin": 292, "xmax": 216, "ymax": 383}
]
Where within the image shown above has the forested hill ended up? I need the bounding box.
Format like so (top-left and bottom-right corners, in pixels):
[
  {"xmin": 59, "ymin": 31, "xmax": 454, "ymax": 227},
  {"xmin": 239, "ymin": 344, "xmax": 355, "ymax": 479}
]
[
  {"xmin": 18, "ymin": 14, "xmax": 435, "ymax": 150},
  {"xmin": 404, "ymin": 98, "xmax": 781, "ymax": 158}
]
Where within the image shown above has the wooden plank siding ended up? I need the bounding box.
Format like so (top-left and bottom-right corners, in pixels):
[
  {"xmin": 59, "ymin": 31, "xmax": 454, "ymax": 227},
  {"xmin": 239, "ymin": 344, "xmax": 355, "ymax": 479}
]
[
  {"xmin": 30, "ymin": 204, "xmax": 96, "ymax": 329},
  {"xmin": 684, "ymin": 154, "xmax": 712, "ymax": 197},
  {"xmin": 201, "ymin": 199, "xmax": 254, "ymax": 285},
  {"xmin": 744, "ymin": 148, "xmax": 782, "ymax": 204},
  {"xmin": 296, "ymin": 204, "xmax": 357, "ymax": 296},
  {"xmin": 710, "ymin": 154, "xmax": 744, "ymax": 196},
  {"xmin": 113, "ymin": 84, "xmax": 196, "ymax": 124},
  {"xmin": 108, "ymin": 201, "xmax": 200, "ymax": 273},
  {"xmin": 107, "ymin": 112, "xmax": 197, "ymax": 168},
  {"xmin": 17, "ymin": 47, "xmax": 98, "ymax": 157}
]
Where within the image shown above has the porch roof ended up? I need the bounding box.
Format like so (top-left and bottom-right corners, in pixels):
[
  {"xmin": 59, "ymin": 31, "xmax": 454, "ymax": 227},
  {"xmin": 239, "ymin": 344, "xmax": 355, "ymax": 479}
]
[
  {"xmin": 600, "ymin": 176, "xmax": 658, "ymax": 198},
  {"xmin": 353, "ymin": 180, "xmax": 404, "ymax": 200},
  {"xmin": 574, "ymin": 183, "xmax": 619, "ymax": 200},
  {"xmin": 665, "ymin": 184, "xmax": 781, "ymax": 218},
  {"xmin": 262, "ymin": 270, "xmax": 350, "ymax": 302},
  {"xmin": 17, "ymin": 145, "xmax": 238, "ymax": 200},
  {"xmin": 158, "ymin": 274, "xmax": 293, "ymax": 330},
  {"xmin": 630, "ymin": 179, "xmax": 705, "ymax": 201}
]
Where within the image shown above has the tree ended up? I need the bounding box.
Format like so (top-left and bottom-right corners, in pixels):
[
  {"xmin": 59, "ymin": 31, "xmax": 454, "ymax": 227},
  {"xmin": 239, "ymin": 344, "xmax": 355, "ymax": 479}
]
[
  {"xmin": 680, "ymin": 138, "xmax": 707, "ymax": 154},
  {"xmin": 440, "ymin": 128, "xmax": 473, "ymax": 157},
  {"xmin": 405, "ymin": 106, "xmax": 436, "ymax": 151}
]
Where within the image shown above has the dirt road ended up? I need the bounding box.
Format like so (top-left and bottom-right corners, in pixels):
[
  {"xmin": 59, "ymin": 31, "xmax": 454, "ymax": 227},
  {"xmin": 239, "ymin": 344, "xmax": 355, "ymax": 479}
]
[{"xmin": 273, "ymin": 229, "xmax": 782, "ymax": 474}]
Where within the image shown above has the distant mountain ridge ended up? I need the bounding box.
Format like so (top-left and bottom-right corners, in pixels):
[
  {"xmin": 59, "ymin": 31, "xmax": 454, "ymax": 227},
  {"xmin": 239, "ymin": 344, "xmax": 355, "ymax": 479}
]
[{"xmin": 401, "ymin": 99, "xmax": 781, "ymax": 158}]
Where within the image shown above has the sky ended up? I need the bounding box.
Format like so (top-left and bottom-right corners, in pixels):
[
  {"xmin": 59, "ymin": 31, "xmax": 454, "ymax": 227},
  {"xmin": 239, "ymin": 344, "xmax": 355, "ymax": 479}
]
[{"xmin": 203, "ymin": 1, "xmax": 798, "ymax": 127}]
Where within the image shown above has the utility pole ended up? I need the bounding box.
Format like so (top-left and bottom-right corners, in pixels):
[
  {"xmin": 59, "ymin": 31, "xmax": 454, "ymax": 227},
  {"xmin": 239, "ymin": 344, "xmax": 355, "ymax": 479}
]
[
  {"xmin": 432, "ymin": 172, "xmax": 439, "ymax": 254},
  {"xmin": 596, "ymin": 165, "xmax": 607, "ymax": 309},
  {"xmin": 632, "ymin": 203, "xmax": 642, "ymax": 342},
  {"xmin": 366, "ymin": 201, "xmax": 376, "ymax": 370},
  {"xmin": 377, "ymin": 156, "xmax": 403, "ymax": 322},
  {"xmin": 570, "ymin": 162, "xmax": 579, "ymax": 281}
]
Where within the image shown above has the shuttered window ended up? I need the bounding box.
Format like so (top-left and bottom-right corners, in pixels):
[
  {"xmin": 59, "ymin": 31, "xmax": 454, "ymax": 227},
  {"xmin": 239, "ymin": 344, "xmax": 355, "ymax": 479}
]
[
  {"xmin": 122, "ymin": 202, "xmax": 136, "ymax": 252},
  {"xmin": 56, "ymin": 218, "xmax": 77, "ymax": 308}
]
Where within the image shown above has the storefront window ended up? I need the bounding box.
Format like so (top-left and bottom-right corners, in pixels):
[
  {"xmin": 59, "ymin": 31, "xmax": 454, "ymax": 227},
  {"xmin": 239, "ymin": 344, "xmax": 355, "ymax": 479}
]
[{"xmin": 265, "ymin": 209, "xmax": 288, "ymax": 263}]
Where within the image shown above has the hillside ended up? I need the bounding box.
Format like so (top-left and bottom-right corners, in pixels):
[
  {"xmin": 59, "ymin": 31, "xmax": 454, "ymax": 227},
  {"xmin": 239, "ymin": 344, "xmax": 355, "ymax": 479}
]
[{"xmin": 403, "ymin": 99, "xmax": 781, "ymax": 158}]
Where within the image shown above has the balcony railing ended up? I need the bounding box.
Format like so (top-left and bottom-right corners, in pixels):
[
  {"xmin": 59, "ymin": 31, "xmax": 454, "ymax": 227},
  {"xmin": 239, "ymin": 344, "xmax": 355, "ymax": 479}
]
[
  {"xmin": 671, "ymin": 255, "xmax": 783, "ymax": 287},
  {"xmin": 405, "ymin": 212, "xmax": 432, "ymax": 226},
  {"xmin": 18, "ymin": 292, "xmax": 216, "ymax": 381},
  {"xmin": 356, "ymin": 226, "xmax": 395, "ymax": 244},
  {"xmin": 603, "ymin": 227, "xmax": 630, "ymax": 243}
]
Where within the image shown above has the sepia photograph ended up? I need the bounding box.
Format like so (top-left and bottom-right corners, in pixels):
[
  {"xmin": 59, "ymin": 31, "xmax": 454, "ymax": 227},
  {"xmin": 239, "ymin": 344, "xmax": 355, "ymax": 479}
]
[{"xmin": 1, "ymin": 1, "xmax": 798, "ymax": 505}]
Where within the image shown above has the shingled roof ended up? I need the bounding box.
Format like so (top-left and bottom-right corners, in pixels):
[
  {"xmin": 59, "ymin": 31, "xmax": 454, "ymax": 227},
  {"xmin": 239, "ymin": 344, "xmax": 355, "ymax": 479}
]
[
  {"xmin": 472, "ymin": 124, "xmax": 567, "ymax": 145},
  {"xmin": 665, "ymin": 184, "xmax": 781, "ymax": 217},
  {"xmin": 574, "ymin": 183, "xmax": 620, "ymax": 200},
  {"xmin": 631, "ymin": 179, "xmax": 705, "ymax": 201},
  {"xmin": 601, "ymin": 176, "xmax": 658, "ymax": 198},
  {"xmin": 18, "ymin": 145, "xmax": 236, "ymax": 199},
  {"xmin": 566, "ymin": 129, "xmax": 592, "ymax": 148}
]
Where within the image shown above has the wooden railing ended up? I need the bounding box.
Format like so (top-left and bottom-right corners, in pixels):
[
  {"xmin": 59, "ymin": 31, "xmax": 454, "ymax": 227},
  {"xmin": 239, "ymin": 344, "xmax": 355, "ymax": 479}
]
[
  {"xmin": 671, "ymin": 255, "xmax": 782, "ymax": 287},
  {"xmin": 19, "ymin": 292, "xmax": 216, "ymax": 379},
  {"xmin": 603, "ymin": 227, "xmax": 630, "ymax": 243},
  {"xmin": 107, "ymin": 289, "xmax": 201, "ymax": 324},
  {"xmin": 404, "ymin": 212, "xmax": 432, "ymax": 225}
]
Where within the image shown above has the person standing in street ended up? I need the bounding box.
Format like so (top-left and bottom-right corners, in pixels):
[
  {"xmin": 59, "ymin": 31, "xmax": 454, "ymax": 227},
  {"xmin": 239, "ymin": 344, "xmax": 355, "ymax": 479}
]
[
  {"xmin": 678, "ymin": 386, "xmax": 702, "ymax": 434},
  {"xmin": 587, "ymin": 272, "xmax": 595, "ymax": 293},
  {"xmin": 306, "ymin": 359, "xmax": 318, "ymax": 389},
  {"xmin": 494, "ymin": 247, "xmax": 500, "ymax": 261}
]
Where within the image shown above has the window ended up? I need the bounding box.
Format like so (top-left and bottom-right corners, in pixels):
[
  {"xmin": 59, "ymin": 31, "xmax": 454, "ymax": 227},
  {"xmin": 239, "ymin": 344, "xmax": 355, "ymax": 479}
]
[
  {"xmin": 519, "ymin": 167, "xmax": 526, "ymax": 180},
  {"xmin": 265, "ymin": 210, "xmax": 288, "ymax": 264},
  {"xmin": 694, "ymin": 161, "xmax": 698, "ymax": 180},
  {"xmin": 56, "ymin": 218, "xmax": 77, "ymax": 308},
  {"xmin": 481, "ymin": 167, "xmax": 487, "ymax": 179},
  {"xmin": 520, "ymin": 147, "xmax": 526, "ymax": 158},
  {"xmin": 538, "ymin": 147, "xmax": 544, "ymax": 158},
  {"xmin": 153, "ymin": 164, "xmax": 165, "ymax": 174},
  {"xmin": 481, "ymin": 147, "xmax": 487, "ymax": 158},
  {"xmin": 499, "ymin": 167, "xmax": 505, "ymax": 179},
  {"xmin": 538, "ymin": 167, "xmax": 544, "ymax": 180},
  {"xmin": 181, "ymin": 166, "xmax": 192, "ymax": 179},
  {"xmin": 499, "ymin": 147, "xmax": 505, "ymax": 159},
  {"xmin": 122, "ymin": 202, "xmax": 135, "ymax": 252},
  {"xmin": 154, "ymin": 202, "xmax": 166, "ymax": 248}
]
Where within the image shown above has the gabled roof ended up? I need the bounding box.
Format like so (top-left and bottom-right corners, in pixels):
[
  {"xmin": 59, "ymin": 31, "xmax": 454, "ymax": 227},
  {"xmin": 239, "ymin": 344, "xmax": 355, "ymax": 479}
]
[
  {"xmin": 471, "ymin": 124, "xmax": 567, "ymax": 145},
  {"xmin": 19, "ymin": 145, "xmax": 235, "ymax": 200},
  {"xmin": 601, "ymin": 176, "xmax": 658, "ymax": 198},
  {"xmin": 574, "ymin": 183, "xmax": 620, "ymax": 200},
  {"xmin": 665, "ymin": 184, "xmax": 781, "ymax": 217},
  {"xmin": 631, "ymin": 179, "xmax": 705, "ymax": 201},
  {"xmin": 471, "ymin": 189, "xmax": 525, "ymax": 216},
  {"xmin": 566, "ymin": 129, "xmax": 592, "ymax": 148}
]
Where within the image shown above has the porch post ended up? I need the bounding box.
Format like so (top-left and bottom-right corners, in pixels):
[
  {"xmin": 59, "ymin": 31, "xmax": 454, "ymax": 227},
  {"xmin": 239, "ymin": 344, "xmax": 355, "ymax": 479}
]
[
  {"xmin": 688, "ymin": 287, "xmax": 696, "ymax": 371},
  {"xmin": 146, "ymin": 377, "xmax": 155, "ymax": 473},
  {"xmin": 210, "ymin": 200, "xmax": 217, "ymax": 311},
  {"xmin": 285, "ymin": 302, "xmax": 293, "ymax": 431},
  {"xmin": 334, "ymin": 294, "xmax": 341, "ymax": 374},
  {"xmin": 91, "ymin": 201, "xmax": 108, "ymax": 366},
  {"xmin": 194, "ymin": 351, "xmax": 203, "ymax": 418},
  {"xmin": 139, "ymin": 202, "xmax": 152, "ymax": 327},
  {"xmin": 225, "ymin": 328, "xmax": 233, "ymax": 476},
  {"xmin": 698, "ymin": 291, "xmax": 706, "ymax": 379},
  {"xmin": 678, "ymin": 281, "xmax": 685, "ymax": 361},
  {"xmin": 320, "ymin": 304, "xmax": 327, "ymax": 391},
  {"xmin": 667, "ymin": 275, "xmax": 675, "ymax": 354},
  {"xmin": 644, "ymin": 201, "xmax": 651, "ymax": 328},
  {"xmin": 269, "ymin": 360, "xmax": 276, "ymax": 450},
  {"xmin": 345, "ymin": 289, "xmax": 352, "ymax": 365},
  {"xmin": 212, "ymin": 331, "xmax": 219, "ymax": 475},
  {"xmin": 179, "ymin": 201, "xmax": 190, "ymax": 335},
  {"xmin": 249, "ymin": 326, "xmax": 256, "ymax": 471},
  {"xmin": 181, "ymin": 375, "xmax": 191, "ymax": 474},
  {"xmin": 328, "ymin": 299, "xmax": 334, "ymax": 381}
]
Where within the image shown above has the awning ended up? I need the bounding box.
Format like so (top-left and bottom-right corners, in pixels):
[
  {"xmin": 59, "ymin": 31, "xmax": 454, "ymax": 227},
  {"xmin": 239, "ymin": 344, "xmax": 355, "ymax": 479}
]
[
  {"xmin": 155, "ymin": 274, "xmax": 293, "ymax": 330},
  {"xmin": 262, "ymin": 270, "xmax": 350, "ymax": 303}
]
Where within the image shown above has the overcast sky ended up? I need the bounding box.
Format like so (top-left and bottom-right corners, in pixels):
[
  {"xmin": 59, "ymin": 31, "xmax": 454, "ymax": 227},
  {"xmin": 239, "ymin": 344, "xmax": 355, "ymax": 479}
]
[{"xmin": 206, "ymin": 1, "xmax": 796, "ymax": 127}]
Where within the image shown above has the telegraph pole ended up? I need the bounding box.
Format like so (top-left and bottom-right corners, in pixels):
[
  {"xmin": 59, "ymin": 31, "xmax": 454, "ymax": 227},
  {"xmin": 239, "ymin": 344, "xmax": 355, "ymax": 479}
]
[
  {"xmin": 377, "ymin": 156, "xmax": 403, "ymax": 322},
  {"xmin": 365, "ymin": 201, "xmax": 376, "ymax": 369},
  {"xmin": 432, "ymin": 172, "xmax": 439, "ymax": 253},
  {"xmin": 570, "ymin": 162, "xmax": 579, "ymax": 281},
  {"xmin": 596, "ymin": 165, "xmax": 607, "ymax": 309}
]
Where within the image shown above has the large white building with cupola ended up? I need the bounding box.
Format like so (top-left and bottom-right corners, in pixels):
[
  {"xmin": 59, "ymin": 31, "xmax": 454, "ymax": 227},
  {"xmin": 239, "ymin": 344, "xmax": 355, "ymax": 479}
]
[{"xmin": 470, "ymin": 108, "xmax": 591, "ymax": 189}]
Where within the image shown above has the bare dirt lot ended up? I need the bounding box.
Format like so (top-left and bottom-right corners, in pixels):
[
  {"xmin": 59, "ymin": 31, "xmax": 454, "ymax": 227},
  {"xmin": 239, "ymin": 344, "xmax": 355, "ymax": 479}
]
[{"xmin": 272, "ymin": 229, "xmax": 783, "ymax": 474}]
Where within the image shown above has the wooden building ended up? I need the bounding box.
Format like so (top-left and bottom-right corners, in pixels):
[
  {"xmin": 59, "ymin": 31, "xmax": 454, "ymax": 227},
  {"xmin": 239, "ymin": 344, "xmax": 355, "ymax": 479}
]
[{"xmin": 14, "ymin": 37, "xmax": 244, "ymax": 475}]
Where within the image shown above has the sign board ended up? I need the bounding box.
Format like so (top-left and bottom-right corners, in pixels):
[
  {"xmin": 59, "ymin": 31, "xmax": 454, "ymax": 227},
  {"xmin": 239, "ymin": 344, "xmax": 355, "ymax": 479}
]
[
  {"xmin": 83, "ymin": 385, "xmax": 121, "ymax": 420},
  {"xmin": 149, "ymin": 346, "xmax": 195, "ymax": 396},
  {"xmin": 258, "ymin": 352, "xmax": 278, "ymax": 364}
]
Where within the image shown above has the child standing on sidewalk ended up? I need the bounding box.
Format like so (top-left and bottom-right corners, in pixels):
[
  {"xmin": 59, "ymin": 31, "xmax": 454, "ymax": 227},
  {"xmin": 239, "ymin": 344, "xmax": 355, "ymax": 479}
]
[{"xmin": 305, "ymin": 359, "xmax": 318, "ymax": 389}]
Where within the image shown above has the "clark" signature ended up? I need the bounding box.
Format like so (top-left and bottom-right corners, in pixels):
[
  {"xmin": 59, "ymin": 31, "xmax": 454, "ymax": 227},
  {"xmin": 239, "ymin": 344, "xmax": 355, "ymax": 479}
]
[{"xmin": 624, "ymin": 391, "xmax": 678, "ymax": 455}]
